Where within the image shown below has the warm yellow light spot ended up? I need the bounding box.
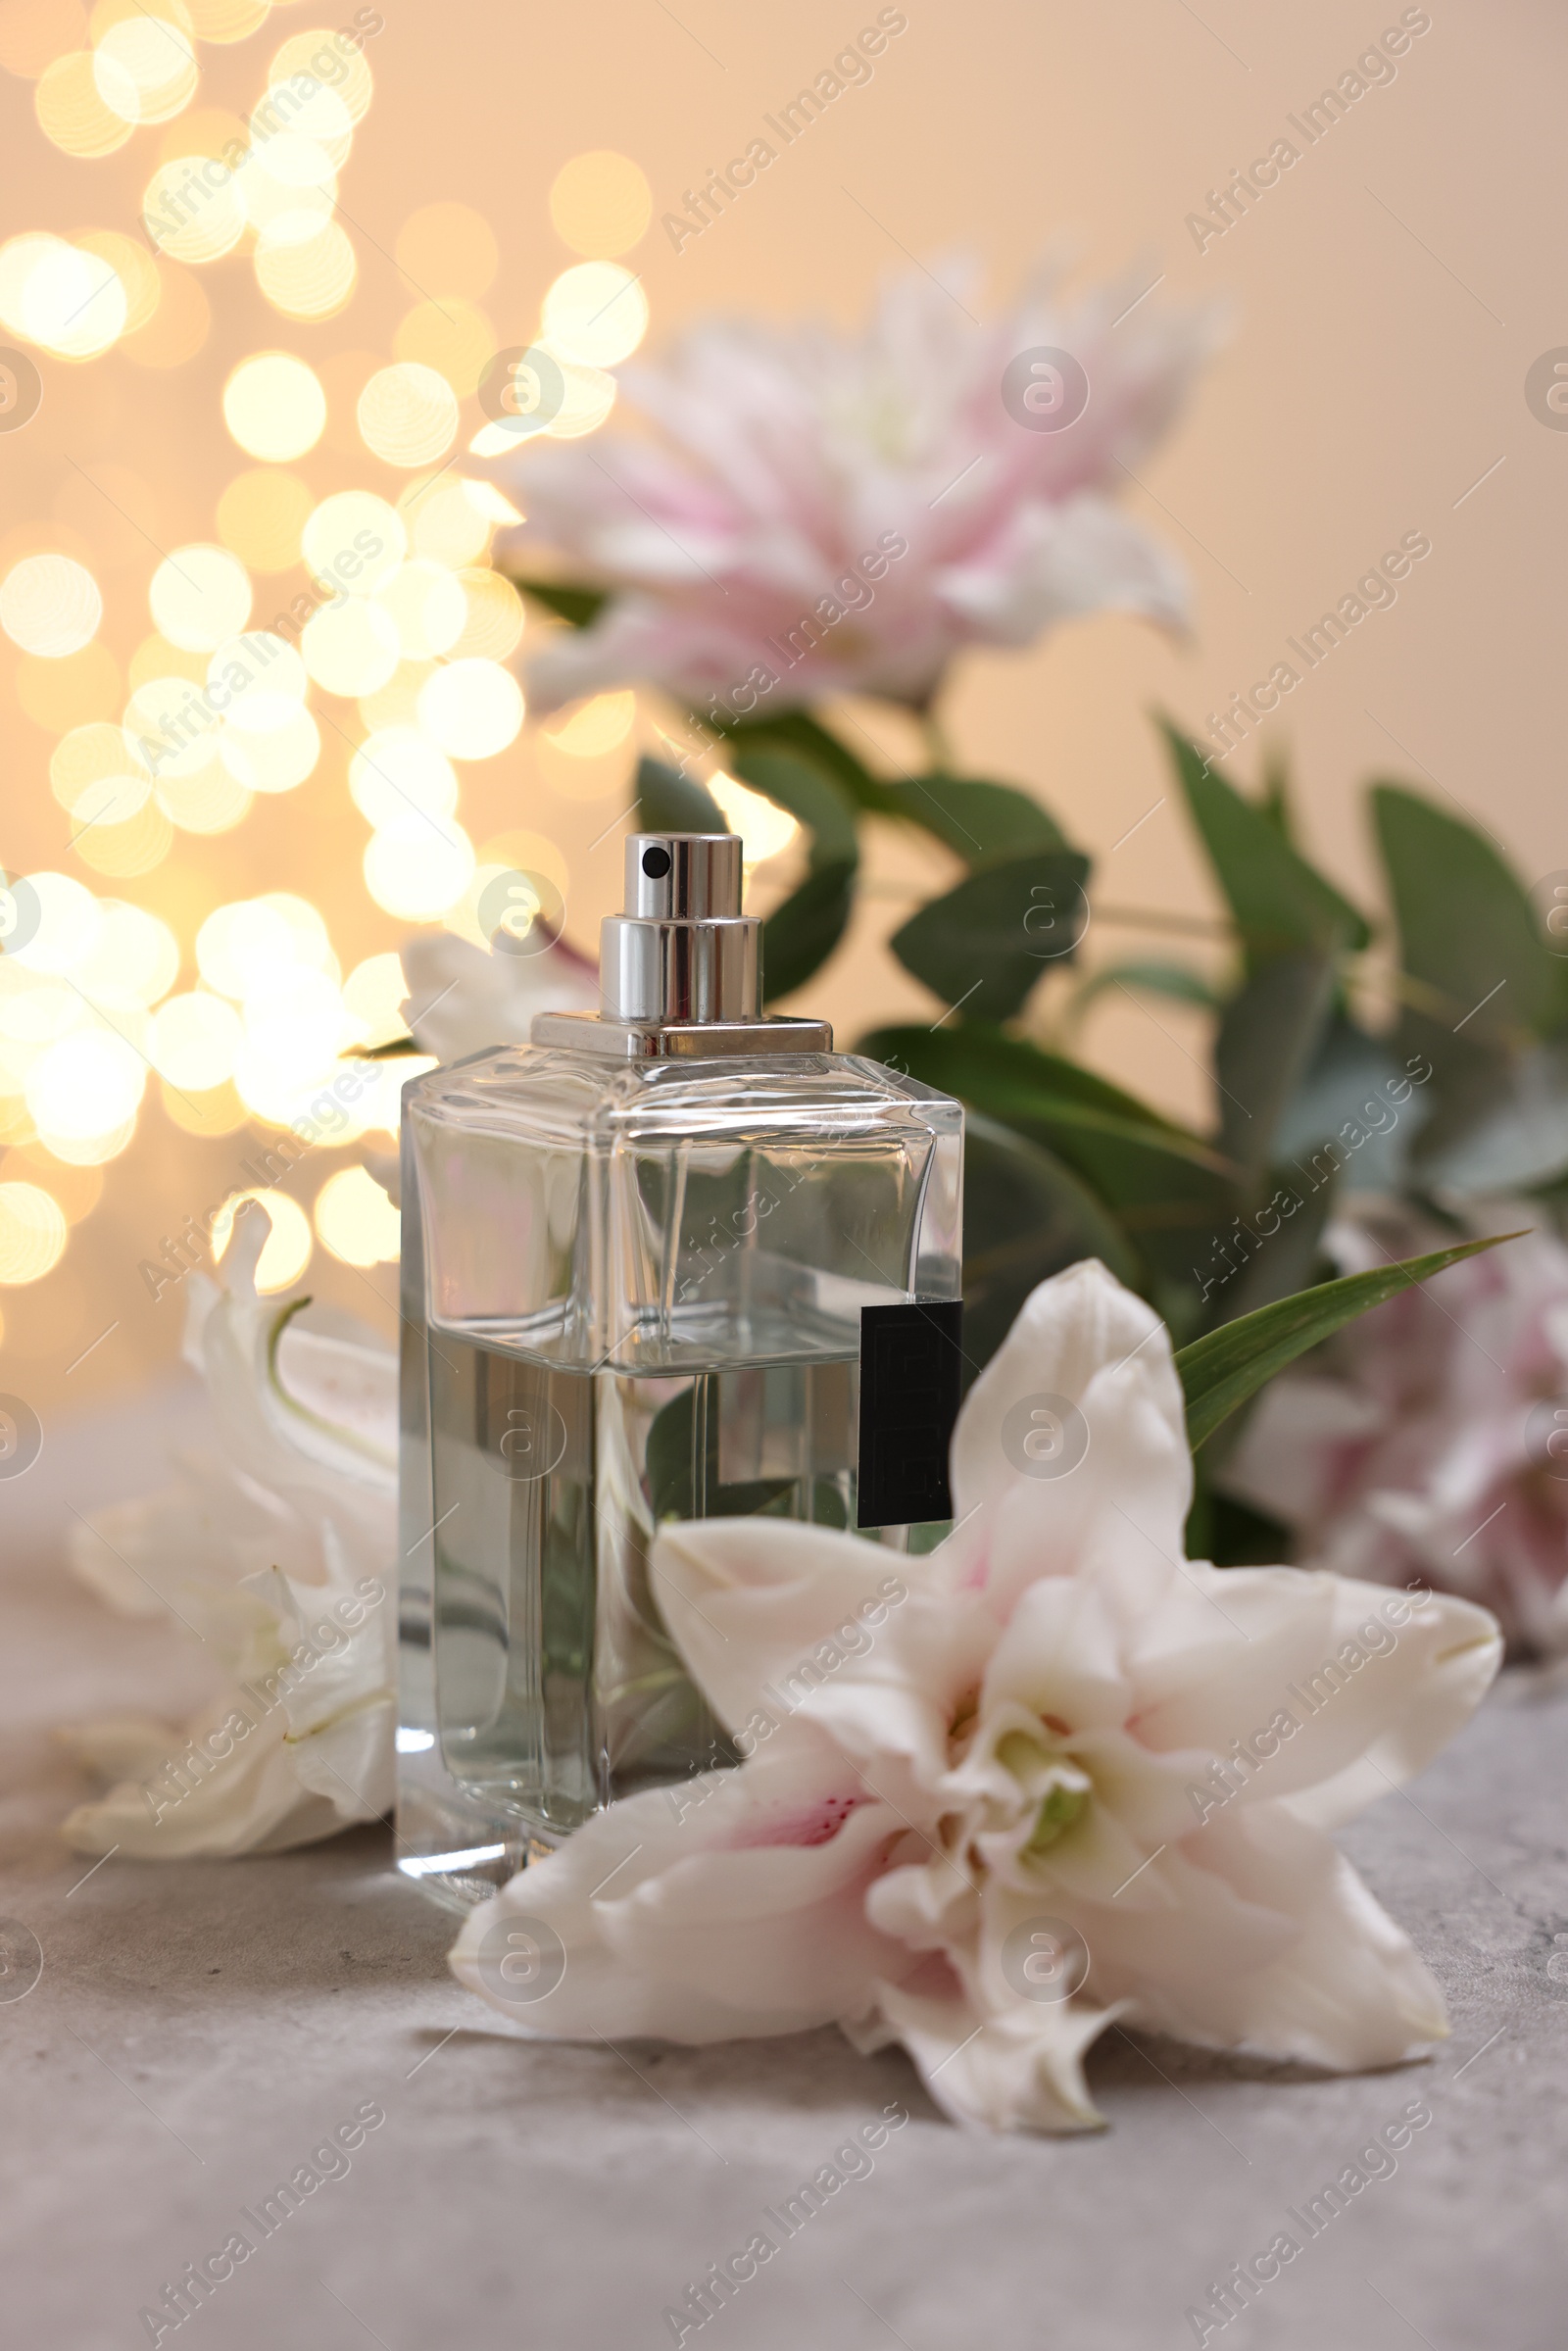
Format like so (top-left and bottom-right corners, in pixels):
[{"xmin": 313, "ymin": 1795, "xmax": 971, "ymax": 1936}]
[
  {"xmin": 216, "ymin": 467, "xmax": 314, "ymax": 572},
  {"xmin": 449, "ymin": 568, "xmax": 524, "ymax": 661},
  {"xmin": 148, "ymin": 989, "xmax": 243, "ymax": 1088},
  {"xmin": 0, "ymin": 1181, "xmax": 68, "ymax": 1284},
  {"xmin": 127, "ymin": 634, "xmax": 206, "ymax": 691},
  {"xmin": 36, "ymin": 1115, "xmax": 136, "ymax": 1166},
  {"xmin": 235, "ymin": 151, "xmax": 335, "ymax": 234},
  {"xmin": 205, "ymin": 632, "xmax": 308, "ymax": 732},
  {"xmin": 0, "ymin": 0, "xmax": 90, "ymax": 79},
  {"xmin": 535, "ymin": 734, "xmax": 627, "ymax": 805},
  {"xmin": 270, "ymin": 25, "xmax": 373, "ymax": 122},
  {"xmin": 251, "ymin": 74, "xmax": 352, "ymax": 166},
  {"xmin": 123, "ymin": 673, "xmax": 222, "ymax": 779},
  {"xmin": 212, "ymin": 1188, "xmax": 312, "ymax": 1292},
  {"xmin": 542, "ymin": 262, "xmax": 647, "ymax": 368},
  {"xmin": 196, "ymin": 893, "xmax": 333, "ymax": 1000},
  {"xmin": 708, "ymin": 771, "xmax": 801, "ymax": 869},
  {"xmin": 155, "ymin": 758, "xmax": 253, "ymax": 833},
  {"xmin": 302, "ymin": 488, "xmax": 406, "ymax": 594},
  {"xmin": 50, "ymin": 722, "xmax": 138, "ymax": 814},
  {"xmin": 314, "ymin": 1163, "xmax": 399, "ymax": 1266},
  {"xmin": 549, "ymin": 151, "xmax": 652, "ymax": 258},
  {"xmin": 8, "ymin": 1143, "xmax": 103, "ymax": 1225},
  {"xmin": 141, "ymin": 154, "xmax": 248, "ymax": 264},
  {"xmin": 219, "ymin": 705, "xmax": 318, "ymax": 793},
  {"xmin": 544, "ymin": 354, "xmax": 618, "ymax": 440},
  {"xmin": 417, "ymin": 660, "xmax": 523, "ymax": 760},
  {"xmin": 72, "ymin": 901, "xmax": 179, "ymax": 1006},
  {"xmin": 25, "ymin": 1029, "xmax": 145, "ymax": 1141},
  {"xmin": 93, "ymin": 15, "xmax": 199, "ymax": 123},
  {"xmin": 0, "ymin": 235, "xmax": 126, "ymax": 358},
  {"xmin": 161, "ymin": 1075, "xmax": 248, "ymax": 1135},
  {"xmin": 357, "ymin": 362, "xmax": 459, "ymax": 468},
  {"xmin": 5, "ymin": 871, "xmax": 102, "ymax": 973},
  {"xmin": 222, "ymin": 351, "xmax": 325, "ymax": 461},
  {"xmin": 356, "ymin": 657, "xmax": 434, "ymax": 733},
  {"xmin": 17, "ymin": 642, "xmax": 121, "ymax": 732},
  {"xmin": 75, "ymin": 230, "xmax": 159, "ymax": 330},
  {"xmin": 374, "ymin": 561, "xmax": 465, "ymax": 661},
  {"xmin": 255, "ymin": 216, "xmax": 356, "ymax": 319},
  {"xmin": 349, "ymin": 728, "xmax": 458, "ymax": 827},
  {"xmin": 392, "ymin": 297, "xmax": 494, "ymax": 398},
  {"xmin": 185, "ymin": 0, "xmax": 271, "ymax": 42},
  {"xmin": 341, "ymin": 950, "xmax": 409, "ymax": 1045},
  {"xmin": 0, "ymin": 556, "xmax": 102, "ymax": 658},
  {"xmin": 542, "ymin": 690, "xmax": 635, "ymax": 759},
  {"xmin": 404, "ymin": 477, "xmax": 493, "ymax": 567},
  {"xmin": 475, "ymin": 828, "xmax": 568, "ymax": 896},
  {"xmin": 35, "ymin": 49, "xmax": 134, "ymax": 155},
  {"xmin": 122, "ymin": 260, "xmax": 209, "ymax": 368},
  {"xmin": 395, "ymin": 199, "xmax": 496, "ymax": 298},
  {"xmin": 74, "ymin": 803, "xmax": 173, "ymax": 878},
  {"xmin": 155, "ymin": 103, "xmax": 248, "ymax": 165},
  {"xmin": 301, "ymin": 597, "xmax": 399, "ymax": 697},
  {"xmin": 149, "ymin": 544, "xmax": 254, "ymax": 652},
  {"xmin": 363, "ymin": 816, "xmax": 476, "ymax": 922}
]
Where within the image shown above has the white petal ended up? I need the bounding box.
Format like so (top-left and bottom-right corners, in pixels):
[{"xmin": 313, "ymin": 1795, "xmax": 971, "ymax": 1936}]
[{"xmin": 865, "ymin": 1974, "xmax": 1111, "ymax": 2132}]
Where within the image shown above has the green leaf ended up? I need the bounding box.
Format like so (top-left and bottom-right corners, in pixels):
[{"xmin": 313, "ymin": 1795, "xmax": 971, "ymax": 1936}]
[
  {"xmin": 1175, "ymin": 1230, "xmax": 1522, "ymax": 1450},
  {"xmin": 636, "ymin": 757, "xmax": 728, "ymax": 835},
  {"xmin": 644, "ymin": 1379, "xmax": 794, "ymax": 1522},
  {"xmin": 1162, "ymin": 718, "xmax": 1369, "ymax": 962},
  {"xmin": 1213, "ymin": 951, "xmax": 1338, "ymax": 1178},
  {"xmin": 1066, "ymin": 959, "xmax": 1223, "ymax": 1022},
  {"xmin": 358, "ymin": 1034, "xmax": 419, "ymax": 1058},
  {"xmin": 858, "ymin": 1022, "xmax": 1200, "ymax": 1140},
  {"xmin": 710, "ymin": 710, "xmax": 889, "ymax": 812},
  {"xmin": 880, "ymin": 774, "xmax": 1069, "ymax": 863},
  {"xmin": 961, "ymin": 1113, "xmax": 1143, "ymax": 1371},
  {"xmin": 509, "ymin": 576, "xmax": 608, "ymax": 629},
  {"xmin": 762, "ymin": 859, "xmax": 857, "ymax": 1003},
  {"xmin": 730, "ymin": 748, "xmax": 859, "ymax": 865},
  {"xmin": 890, "ymin": 849, "xmax": 1092, "ymax": 1021}
]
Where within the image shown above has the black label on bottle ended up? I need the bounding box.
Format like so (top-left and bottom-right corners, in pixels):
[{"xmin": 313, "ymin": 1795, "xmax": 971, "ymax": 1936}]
[{"xmin": 856, "ymin": 1300, "xmax": 963, "ymax": 1530}]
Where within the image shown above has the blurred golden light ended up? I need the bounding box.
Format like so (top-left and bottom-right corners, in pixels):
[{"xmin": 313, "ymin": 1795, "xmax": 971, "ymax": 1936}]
[
  {"xmin": 155, "ymin": 102, "xmax": 248, "ymax": 164},
  {"xmin": 123, "ymin": 672, "xmax": 222, "ymax": 777},
  {"xmin": 51, "ymin": 722, "xmax": 141, "ymax": 814},
  {"xmin": 417, "ymin": 660, "xmax": 523, "ymax": 759},
  {"xmin": 35, "ymin": 49, "xmax": 134, "ymax": 155},
  {"xmin": 357, "ymin": 363, "xmax": 458, "ymax": 468},
  {"xmin": 542, "ymin": 690, "xmax": 635, "ymax": 759},
  {"xmin": 270, "ymin": 25, "xmax": 372, "ymax": 121},
  {"xmin": 93, "ymin": 15, "xmax": 199, "ymax": 123},
  {"xmin": 549, "ymin": 151, "xmax": 652, "ymax": 258},
  {"xmin": 185, "ymin": 0, "xmax": 271, "ymax": 41},
  {"xmin": 349, "ymin": 728, "xmax": 458, "ymax": 827},
  {"xmin": 72, "ymin": 901, "xmax": 179, "ymax": 1005},
  {"xmin": 161, "ymin": 1075, "xmax": 248, "ymax": 1135},
  {"xmin": 155, "ymin": 758, "xmax": 252, "ymax": 833},
  {"xmin": 73, "ymin": 801, "xmax": 174, "ymax": 877},
  {"xmin": 149, "ymin": 543, "xmax": 254, "ymax": 652},
  {"xmin": 25, "ymin": 1029, "xmax": 145, "ymax": 1141},
  {"xmin": 314, "ymin": 1164, "xmax": 398, "ymax": 1265},
  {"xmin": 75, "ymin": 229, "xmax": 159, "ymax": 330},
  {"xmin": 544, "ymin": 353, "xmax": 618, "ymax": 439},
  {"xmin": 405, "ymin": 476, "xmax": 492, "ymax": 567},
  {"xmin": 708, "ymin": 771, "xmax": 801, "ymax": 868},
  {"xmin": 216, "ymin": 467, "xmax": 314, "ymax": 571},
  {"xmin": 0, "ymin": 0, "xmax": 90, "ymax": 79},
  {"xmin": 219, "ymin": 704, "xmax": 318, "ymax": 792},
  {"xmin": 197, "ymin": 893, "xmax": 333, "ymax": 1002},
  {"xmin": 394, "ymin": 200, "xmax": 496, "ymax": 299},
  {"xmin": 535, "ymin": 734, "xmax": 625, "ymax": 804},
  {"xmin": 127, "ymin": 632, "xmax": 207, "ymax": 690},
  {"xmin": 223, "ymin": 351, "xmax": 325, "ymax": 460},
  {"xmin": 301, "ymin": 597, "xmax": 399, "ymax": 696},
  {"xmin": 374, "ymin": 560, "xmax": 465, "ymax": 661},
  {"xmin": 255, "ymin": 215, "xmax": 356, "ymax": 319},
  {"xmin": 251, "ymin": 73, "xmax": 352, "ymax": 164},
  {"xmin": 18, "ymin": 642, "xmax": 121, "ymax": 731},
  {"xmin": 392, "ymin": 297, "xmax": 493, "ymax": 398},
  {"xmin": 212, "ymin": 1188, "xmax": 312, "ymax": 1291},
  {"xmin": 0, "ymin": 235, "xmax": 126, "ymax": 358},
  {"xmin": 8, "ymin": 1143, "xmax": 103, "ymax": 1225},
  {"xmin": 11, "ymin": 872, "xmax": 103, "ymax": 975},
  {"xmin": 148, "ymin": 989, "xmax": 243, "ymax": 1088},
  {"xmin": 449, "ymin": 568, "xmax": 524, "ymax": 661},
  {"xmin": 235, "ymin": 152, "xmax": 335, "ymax": 235},
  {"xmin": 67, "ymin": 766, "xmax": 152, "ymax": 830},
  {"xmin": 122, "ymin": 261, "xmax": 209, "ymax": 368},
  {"xmin": 0, "ymin": 1181, "xmax": 69, "ymax": 1284},
  {"xmin": 302, "ymin": 488, "xmax": 406, "ymax": 595},
  {"xmin": 341, "ymin": 950, "xmax": 408, "ymax": 1045},
  {"xmin": 476, "ymin": 828, "xmax": 568, "ymax": 896},
  {"xmin": 205, "ymin": 631, "xmax": 308, "ymax": 729},
  {"xmin": 356, "ymin": 657, "xmax": 434, "ymax": 733},
  {"xmin": 140, "ymin": 154, "xmax": 248, "ymax": 263},
  {"xmin": 542, "ymin": 262, "xmax": 647, "ymax": 367},
  {"xmin": 37, "ymin": 1115, "xmax": 136, "ymax": 1166},
  {"xmin": 0, "ymin": 556, "xmax": 102, "ymax": 657},
  {"xmin": 364, "ymin": 814, "xmax": 475, "ymax": 921}
]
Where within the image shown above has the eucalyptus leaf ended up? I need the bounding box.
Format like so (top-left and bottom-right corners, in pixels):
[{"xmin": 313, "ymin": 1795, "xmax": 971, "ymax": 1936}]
[
  {"xmin": 644, "ymin": 1380, "xmax": 794, "ymax": 1522},
  {"xmin": 730, "ymin": 748, "xmax": 859, "ymax": 865},
  {"xmin": 1372, "ymin": 783, "xmax": 1562, "ymax": 1042},
  {"xmin": 1213, "ymin": 950, "xmax": 1337, "ymax": 1179},
  {"xmin": 1067, "ymin": 959, "xmax": 1223, "ymax": 1022},
  {"xmin": 890, "ymin": 849, "xmax": 1092, "ymax": 1021},
  {"xmin": 880, "ymin": 773, "xmax": 1069, "ymax": 863},
  {"xmin": 710, "ymin": 710, "xmax": 890, "ymax": 812},
  {"xmin": 961, "ymin": 1112, "xmax": 1143, "ymax": 1372},
  {"xmin": 509, "ymin": 577, "xmax": 609, "ymax": 628},
  {"xmin": 1162, "ymin": 719, "xmax": 1369, "ymax": 961},
  {"xmin": 762, "ymin": 859, "xmax": 857, "ymax": 1003},
  {"xmin": 1175, "ymin": 1230, "xmax": 1520, "ymax": 1450},
  {"xmin": 636, "ymin": 757, "xmax": 728, "ymax": 835}
]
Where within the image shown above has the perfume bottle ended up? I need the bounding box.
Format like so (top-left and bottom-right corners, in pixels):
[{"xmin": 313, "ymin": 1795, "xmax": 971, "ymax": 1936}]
[{"xmin": 396, "ymin": 833, "xmax": 963, "ymax": 1912}]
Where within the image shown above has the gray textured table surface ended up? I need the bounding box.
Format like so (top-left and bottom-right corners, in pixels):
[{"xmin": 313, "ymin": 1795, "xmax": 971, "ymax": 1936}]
[{"xmin": 4, "ymin": 1384, "xmax": 1566, "ymax": 2351}]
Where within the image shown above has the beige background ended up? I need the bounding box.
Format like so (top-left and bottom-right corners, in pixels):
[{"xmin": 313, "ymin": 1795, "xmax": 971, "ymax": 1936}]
[{"xmin": 2, "ymin": 0, "xmax": 1563, "ymax": 1416}]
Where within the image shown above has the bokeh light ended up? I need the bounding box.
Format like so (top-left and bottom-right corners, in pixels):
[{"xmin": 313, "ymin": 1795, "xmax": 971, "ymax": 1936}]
[
  {"xmin": 220, "ymin": 705, "xmax": 319, "ymax": 793},
  {"xmin": 449, "ymin": 568, "xmax": 524, "ymax": 661},
  {"xmin": 122, "ymin": 260, "xmax": 209, "ymax": 368},
  {"xmin": 349, "ymin": 729, "xmax": 458, "ymax": 827},
  {"xmin": 363, "ymin": 814, "xmax": 475, "ymax": 921},
  {"xmin": 270, "ymin": 27, "xmax": 374, "ymax": 122},
  {"xmin": 357, "ymin": 363, "xmax": 459, "ymax": 467},
  {"xmin": 541, "ymin": 261, "xmax": 648, "ymax": 367},
  {"xmin": 149, "ymin": 544, "xmax": 253, "ymax": 652},
  {"xmin": 0, "ymin": 1182, "xmax": 69, "ymax": 1285},
  {"xmin": 75, "ymin": 229, "xmax": 159, "ymax": 331},
  {"xmin": 35, "ymin": 50, "xmax": 135, "ymax": 157},
  {"xmin": 1, "ymin": 556, "xmax": 102, "ymax": 656},
  {"xmin": 549, "ymin": 151, "xmax": 652, "ymax": 257},
  {"xmin": 314, "ymin": 1163, "xmax": 399, "ymax": 1265},
  {"xmin": 708, "ymin": 771, "xmax": 802, "ymax": 868},
  {"xmin": 542, "ymin": 690, "xmax": 636, "ymax": 759},
  {"xmin": 301, "ymin": 596, "xmax": 399, "ymax": 696},
  {"xmin": 416, "ymin": 659, "xmax": 523, "ymax": 759},
  {"xmin": 93, "ymin": 15, "xmax": 199, "ymax": 124},
  {"xmin": 212, "ymin": 1188, "xmax": 313, "ymax": 1292},
  {"xmin": 140, "ymin": 156, "xmax": 248, "ymax": 265},
  {"xmin": 25, "ymin": 1029, "xmax": 146, "ymax": 1143},
  {"xmin": 302, "ymin": 489, "xmax": 406, "ymax": 591},
  {"xmin": 17, "ymin": 641, "xmax": 121, "ymax": 732},
  {"xmin": 374, "ymin": 561, "xmax": 465, "ymax": 661},
  {"xmin": 216, "ymin": 468, "xmax": 315, "ymax": 571},
  {"xmin": 341, "ymin": 950, "xmax": 409, "ymax": 1045},
  {"xmin": 222, "ymin": 351, "xmax": 326, "ymax": 461},
  {"xmin": 392, "ymin": 297, "xmax": 493, "ymax": 397},
  {"xmin": 254, "ymin": 216, "xmax": 357, "ymax": 320},
  {"xmin": 147, "ymin": 990, "xmax": 244, "ymax": 1089}
]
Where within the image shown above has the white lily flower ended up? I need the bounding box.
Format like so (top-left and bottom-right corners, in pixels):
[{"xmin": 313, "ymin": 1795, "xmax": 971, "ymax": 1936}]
[
  {"xmin": 62, "ymin": 1206, "xmax": 398, "ymax": 1860},
  {"xmin": 450, "ymin": 1261, "xmax": 1500, "ymax": 2133}
]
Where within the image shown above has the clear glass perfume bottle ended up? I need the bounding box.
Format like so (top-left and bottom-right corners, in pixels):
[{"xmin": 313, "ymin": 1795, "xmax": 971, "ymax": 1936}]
[{"xmin": 396, "ymin": 833, "xmax": 963, "ymax": 1912}]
